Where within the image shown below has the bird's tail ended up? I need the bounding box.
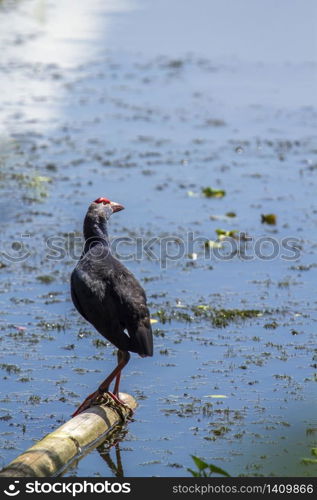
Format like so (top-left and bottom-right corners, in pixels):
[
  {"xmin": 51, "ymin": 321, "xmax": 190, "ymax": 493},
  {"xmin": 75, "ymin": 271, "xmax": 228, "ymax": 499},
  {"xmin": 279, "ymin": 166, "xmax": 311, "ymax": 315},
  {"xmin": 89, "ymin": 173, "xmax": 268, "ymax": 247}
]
[{"xmin": 133, "ymin": 326, "xmax": 153, "ymax": 357}]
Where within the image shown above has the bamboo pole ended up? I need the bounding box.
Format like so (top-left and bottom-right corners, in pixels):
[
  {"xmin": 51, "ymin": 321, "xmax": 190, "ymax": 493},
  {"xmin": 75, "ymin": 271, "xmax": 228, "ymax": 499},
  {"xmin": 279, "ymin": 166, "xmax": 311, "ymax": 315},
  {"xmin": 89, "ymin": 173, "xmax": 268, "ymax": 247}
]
[{"xmin": 0, "ymin": 392, "xmax": 137, "ymax": 477}]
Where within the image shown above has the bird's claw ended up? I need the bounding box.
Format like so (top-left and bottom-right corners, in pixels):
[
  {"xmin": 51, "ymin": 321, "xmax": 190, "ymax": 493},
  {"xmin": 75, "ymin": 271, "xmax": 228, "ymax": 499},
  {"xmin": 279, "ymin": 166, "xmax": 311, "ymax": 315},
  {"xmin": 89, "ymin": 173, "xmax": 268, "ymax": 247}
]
[
  {"xmin": 72, "ymin": 390, "xmax": 101, "ymax": 417},
  {"xmin": 106, "ymin": 392, "xmax": 134, "ymax": 419},
  {"xmin": 72, "ymin": 391, "xmax": 132, "ymax": 418},
  {"xmin": 107, "ymin": 391, "xmax": 130, "ymax": 410}
]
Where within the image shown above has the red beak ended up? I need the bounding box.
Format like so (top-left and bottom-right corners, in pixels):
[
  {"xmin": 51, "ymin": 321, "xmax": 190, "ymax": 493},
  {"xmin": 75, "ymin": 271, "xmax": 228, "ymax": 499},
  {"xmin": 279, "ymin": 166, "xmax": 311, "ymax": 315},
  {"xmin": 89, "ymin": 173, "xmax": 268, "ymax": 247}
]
[{"xmin": 110, "ymin": 201, "xmax": 125, "ymax": 213}]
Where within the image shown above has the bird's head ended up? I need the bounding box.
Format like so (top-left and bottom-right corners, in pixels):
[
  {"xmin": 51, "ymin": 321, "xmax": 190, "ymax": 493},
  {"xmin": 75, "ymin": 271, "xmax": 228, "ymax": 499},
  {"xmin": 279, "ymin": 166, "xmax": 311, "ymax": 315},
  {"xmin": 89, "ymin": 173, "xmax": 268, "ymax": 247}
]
[
  {"xmin": 91, "ymin": 197, "xmax": 125, "ymax": 218},
  {"xmin": 83, "ymin": 197, "xmax": 125, "ymax": 240}
]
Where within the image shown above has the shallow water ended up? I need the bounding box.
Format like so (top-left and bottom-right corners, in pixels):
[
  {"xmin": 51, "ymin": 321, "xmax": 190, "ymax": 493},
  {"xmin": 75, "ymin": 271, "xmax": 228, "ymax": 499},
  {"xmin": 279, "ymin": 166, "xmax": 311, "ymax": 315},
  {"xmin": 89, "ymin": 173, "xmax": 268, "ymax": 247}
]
[{"xmin": 0, "ymin": 0, "xmax": 316, "ymax": 477}]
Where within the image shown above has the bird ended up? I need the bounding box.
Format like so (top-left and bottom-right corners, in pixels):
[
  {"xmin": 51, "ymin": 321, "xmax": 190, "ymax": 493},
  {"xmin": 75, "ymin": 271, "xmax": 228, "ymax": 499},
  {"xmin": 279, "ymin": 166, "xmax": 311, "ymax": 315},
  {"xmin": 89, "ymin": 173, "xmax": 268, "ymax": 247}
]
[{"xmin": 70, "ymin": 197, "xmax": 153, "ymax": 416}]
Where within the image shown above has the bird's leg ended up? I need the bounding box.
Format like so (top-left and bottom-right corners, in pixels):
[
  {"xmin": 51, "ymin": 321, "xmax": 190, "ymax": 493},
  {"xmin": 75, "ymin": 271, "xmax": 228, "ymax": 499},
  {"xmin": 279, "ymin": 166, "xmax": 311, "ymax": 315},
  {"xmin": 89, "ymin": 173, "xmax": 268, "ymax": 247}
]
[
  {"xmin": 106, "ymin": 351, "xmax": 130, "ymax": 407},
  {"xmin": 113, "ymin": 370, "xmax": 121, "ymax": 397},
  {"xmin": 98, "ymin": 350, "xmax": 130, "ymax": 395},
  {"xmin": 113, "ymin": 350, "xmax": 126, "ymax": 396},
  {"xmin": 72, "ymin": 350, "xmax": 130, "ymax": 417}
]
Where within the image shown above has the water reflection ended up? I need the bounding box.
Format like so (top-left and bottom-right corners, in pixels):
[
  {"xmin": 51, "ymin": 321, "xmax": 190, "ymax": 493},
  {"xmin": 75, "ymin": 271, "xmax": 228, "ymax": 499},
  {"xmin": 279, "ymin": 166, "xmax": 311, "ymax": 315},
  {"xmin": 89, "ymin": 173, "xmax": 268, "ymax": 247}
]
[
  {"xmin": 97, "ymin": 437, "xmax": 127, "ymax": 477},
  {"xmin": 61, "ymin": 427, "xmax": 128, "ymax": 477}
]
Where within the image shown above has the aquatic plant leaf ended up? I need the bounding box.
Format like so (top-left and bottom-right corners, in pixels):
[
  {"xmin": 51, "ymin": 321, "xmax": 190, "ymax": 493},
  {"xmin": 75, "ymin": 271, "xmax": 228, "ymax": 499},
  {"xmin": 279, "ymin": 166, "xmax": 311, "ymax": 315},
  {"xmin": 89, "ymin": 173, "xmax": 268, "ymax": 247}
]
[
  {"xmin": 187, "ymin": 469, "xmax": 200, "ymax": 477},
  {"xmin": 205, "ymin": 395, "xmax": 228, "ymax": 399},
  {"xmin": 205, "ymin": 240, "xmax": 222, "ymax": 249},
  {"xmin": 36, "ymin": 275, "xmax": 55, "ymax": 284},
  {"xmin": 189, "ymin": 456, "xmax": 231, "ymax": 477},
  {"xmin": 191, "ymin": 455, "xmax": 208, "ymax": 471},
  {"xmin": 215, "ymin": 228, "xmax": 238, "ymax": 239},
  {"xmin": 196, "ymin": 305, "xmax": 210, "ymax": 311},
  {"xmin": 202, "ymin": 187, "xmax": 226, "ymax": 198},
  {"xmin": 261, "ymin": 213, "xmax": 277, "ymax": 225},
  {"xmin": 208, "ymin": 464, "xmax": 231, "ymax": 477},
  {"xmin": 301, "ymin": 458, "xmax": 317, "ymax": 465},
  {"xmin": 30, "ymin": 175, "xmax": 52, "ymax": 185}
]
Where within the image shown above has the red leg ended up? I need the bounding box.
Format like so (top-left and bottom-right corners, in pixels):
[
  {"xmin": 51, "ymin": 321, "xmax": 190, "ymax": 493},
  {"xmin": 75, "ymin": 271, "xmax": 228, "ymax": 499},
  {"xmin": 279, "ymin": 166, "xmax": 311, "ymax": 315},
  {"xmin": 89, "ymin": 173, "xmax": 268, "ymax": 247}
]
[
  {"xmin": 72, "ymin": 350, "xmax": 130, "ymax": 417},
  {"xmin": 113, "ymin": 371, "xmax": 121, "ymax": 397},
  {"xmin": 113, "ymin": 350, "xmax": 125, "ymax": 396}
]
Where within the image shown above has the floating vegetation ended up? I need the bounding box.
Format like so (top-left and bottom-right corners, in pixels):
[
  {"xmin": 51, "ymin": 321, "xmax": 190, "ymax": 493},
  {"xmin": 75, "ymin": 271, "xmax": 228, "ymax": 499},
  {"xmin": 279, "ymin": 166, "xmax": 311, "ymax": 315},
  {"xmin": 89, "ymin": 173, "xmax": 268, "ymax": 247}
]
[
  {"xmin": 211, "ymin": 425, "xmax": 230, "ymax": 437},
  {"xmin": 92, "ymin": 338, "xmax": 108, "ymax": 348},
  {"xmin": 204, "ymin": 229, "xmax": 249, "ymax": 250},
  {"xmin": 210, "ymin": 309, "xmax": 263, "ymax": 328},
  {"xmin": 159, "ymin": 349, "xmax": 169, "ymax": 356},
  {"xmin": 154, "ymin": 308, "xmax": 170, "ymax": 324},
  {"xmin": 77, "ymin": 328, "xmax": 93, "ymax": 339},
  {"xmin": 0, "ymin": 414, "xmax": 12, "ymax": 421},
  {"xmin": 63, "ymin": 344, "xmax": 75, "ymax": 350},
  {"xmin": 290, "ymin": 329, "xmax": 301, "ymax": 336},
  {"xmin": 204, "ymin": 395, "xmax": 228, "ymax": 399},
  {"xmin": 264, "ymin": 321, "xmax": 278, "ymax": 329},
  {"xmin": 10, "ymin": 297, "xmax": 34, "ymax": 304},
  {"xmin": 8, "ymin": 331, "xmax": 54, "ymax": 342},
  {"xmin": 11, "ymin": 173, "xmax": 52, "ymax": 201},
  {"xmin": 163, "ymin": 400, "xmax": 214, "ymax": 418},
  {"xmin": 301, "ymin": 448, "xmax": 317, "ymax": 465},
  {"xmin": 28, "ymin": 395, "xmax": 41, "ymax": 405},
  {"xmin": 202, "ymin": 187, "xmax": 226, "ymax": 198},
  {"xmin": 290, "ymin": 264, "xmax": 317, "ymax": 271},
  {"xmin": 37, "ymin": 320, "xmax": 66, "ymax": 331},
  {"xmin": 165, "ymin": 59, "xmax": 184, "ymax": 69},
  {"xmin": 215, "ymin": 229, "xmax": 238, "ymax": 239},
  {"xmin": 204, "ymin": 240, "xmax": 222, "ymax": 249},
  {"xmin": 0, "ymin": 364, "xmax": 21, "ymax": 374},
  {"xmin": 36, "ymin": 275, "xmax": 55, "ymax": 284},
  {"xmin": 204, "ymin": 118, "xmax": 226, "ymax": 127},
  {"xmin": 154, "ymin": 305, "xmax": 265, "ymax": 328},
  {"xmin": 152, "ymin": 328, "xmax": 165, "ymax": 338},
  {"xmin": 192, "ymin": 305, "xmax": 264, "ymax": 328},
  {"xmin": 261, "ymin": 213, "xmax": 277, "ymax": 225}
]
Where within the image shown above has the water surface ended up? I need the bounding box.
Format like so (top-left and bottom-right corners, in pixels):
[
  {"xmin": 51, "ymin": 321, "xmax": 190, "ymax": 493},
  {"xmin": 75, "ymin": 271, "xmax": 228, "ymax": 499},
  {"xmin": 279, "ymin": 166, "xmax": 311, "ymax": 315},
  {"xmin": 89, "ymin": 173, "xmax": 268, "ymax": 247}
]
[{"xmin": 0, "ymin": 0, "xmax": 316, "ymax": 477}]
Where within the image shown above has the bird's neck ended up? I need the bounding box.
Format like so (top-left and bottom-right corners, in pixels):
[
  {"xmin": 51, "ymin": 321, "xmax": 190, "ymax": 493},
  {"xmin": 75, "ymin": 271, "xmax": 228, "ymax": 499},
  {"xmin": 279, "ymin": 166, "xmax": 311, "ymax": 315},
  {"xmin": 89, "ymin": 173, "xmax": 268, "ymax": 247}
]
[{"xmin": 83, "ymin": 217, "xmax": 110, "ymax": 251}]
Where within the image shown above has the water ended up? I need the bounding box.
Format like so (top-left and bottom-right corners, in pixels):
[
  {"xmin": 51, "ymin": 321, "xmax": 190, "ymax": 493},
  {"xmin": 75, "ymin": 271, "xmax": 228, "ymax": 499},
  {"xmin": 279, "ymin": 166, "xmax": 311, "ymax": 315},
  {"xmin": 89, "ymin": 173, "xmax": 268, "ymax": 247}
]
[{"xmin": 0, "ymin": 0, "xmax": 316, "ymax": 477}]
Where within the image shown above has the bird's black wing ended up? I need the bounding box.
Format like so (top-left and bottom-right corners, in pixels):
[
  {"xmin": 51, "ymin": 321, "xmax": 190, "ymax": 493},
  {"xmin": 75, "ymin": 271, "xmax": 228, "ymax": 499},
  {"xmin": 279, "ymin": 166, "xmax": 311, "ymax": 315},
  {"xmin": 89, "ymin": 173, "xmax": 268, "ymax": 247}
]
[
  {"xmin": 71, "ymin": 260, "xmax": 131, "ymax": 350},
  {"xmin": 71, "ymin": 248, "xmax": 153, "ymax": 356},
  {"xmin": 70, "ymin": 271, "xmax": 89, "ymax": 323},
  {"xmin": 105, "ymin": 259, "xmax": 154, "ymax": 357}
]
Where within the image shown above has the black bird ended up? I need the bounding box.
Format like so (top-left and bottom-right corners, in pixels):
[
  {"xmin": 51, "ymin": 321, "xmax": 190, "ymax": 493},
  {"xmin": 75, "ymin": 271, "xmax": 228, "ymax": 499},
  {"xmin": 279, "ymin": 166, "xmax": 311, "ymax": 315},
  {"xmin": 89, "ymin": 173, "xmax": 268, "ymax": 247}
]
[{"xmin": 71, "ymin": 197, "xmax": 153, "ymax": 416}]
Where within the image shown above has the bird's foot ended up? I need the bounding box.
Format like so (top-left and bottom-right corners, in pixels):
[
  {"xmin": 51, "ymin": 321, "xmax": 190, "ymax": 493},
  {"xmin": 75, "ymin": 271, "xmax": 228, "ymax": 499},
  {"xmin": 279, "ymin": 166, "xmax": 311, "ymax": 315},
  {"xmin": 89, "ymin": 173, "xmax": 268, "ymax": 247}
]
[
  {"xmin": 72, "ymin": 390, "xmax": 133, "ymax": 418},
  {"xmin": 108, "ymin": 391, "xmax": 130, "ymax": 409},
  {"xmin": 107, "ymin": 392, "xmax": 134, "ymax": 419}
]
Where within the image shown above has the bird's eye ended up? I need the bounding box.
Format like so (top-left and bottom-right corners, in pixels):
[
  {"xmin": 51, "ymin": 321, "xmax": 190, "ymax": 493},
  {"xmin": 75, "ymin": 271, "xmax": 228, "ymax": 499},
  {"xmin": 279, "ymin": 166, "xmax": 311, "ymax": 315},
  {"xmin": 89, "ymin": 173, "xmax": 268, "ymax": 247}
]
[{"xmin": 94, "ymin": 197, "xmax": 111, "ymax": 205}]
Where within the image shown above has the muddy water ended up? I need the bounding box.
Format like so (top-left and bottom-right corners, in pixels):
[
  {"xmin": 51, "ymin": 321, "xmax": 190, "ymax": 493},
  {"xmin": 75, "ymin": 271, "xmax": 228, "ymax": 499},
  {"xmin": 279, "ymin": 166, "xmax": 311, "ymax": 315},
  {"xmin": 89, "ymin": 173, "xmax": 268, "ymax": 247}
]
[{"xmin": 0, "ymin": 0, "xmax": 316, "ymax": 477}]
